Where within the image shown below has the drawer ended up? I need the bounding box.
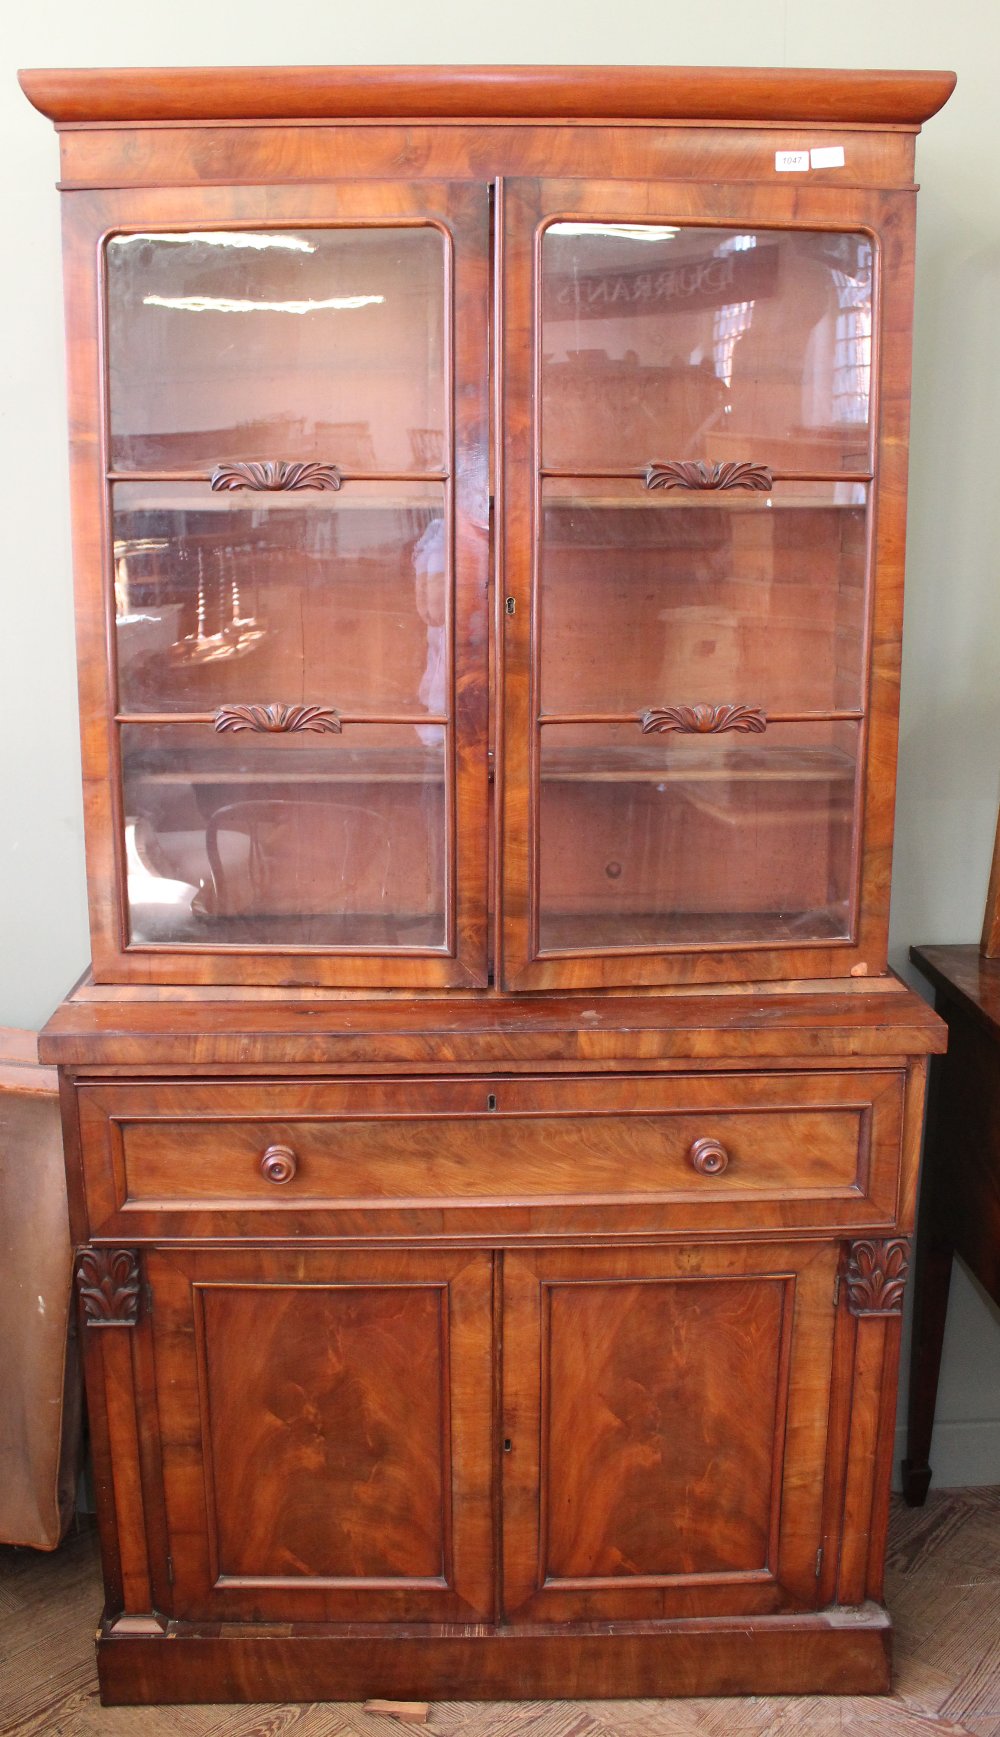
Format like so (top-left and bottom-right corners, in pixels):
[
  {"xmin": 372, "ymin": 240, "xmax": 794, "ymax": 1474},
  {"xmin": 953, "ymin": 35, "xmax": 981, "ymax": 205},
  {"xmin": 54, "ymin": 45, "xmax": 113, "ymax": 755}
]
[{"xmin": 76, "ymin": 1071, "xmax": 905, "ymax": 1240}]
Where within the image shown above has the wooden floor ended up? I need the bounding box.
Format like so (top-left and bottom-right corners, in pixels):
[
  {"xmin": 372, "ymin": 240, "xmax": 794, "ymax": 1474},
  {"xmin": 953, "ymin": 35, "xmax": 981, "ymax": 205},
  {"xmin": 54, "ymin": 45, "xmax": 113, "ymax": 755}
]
[{"xmin": 2, "ymin": 1489, "xmax": 999, "ymax": 1736}]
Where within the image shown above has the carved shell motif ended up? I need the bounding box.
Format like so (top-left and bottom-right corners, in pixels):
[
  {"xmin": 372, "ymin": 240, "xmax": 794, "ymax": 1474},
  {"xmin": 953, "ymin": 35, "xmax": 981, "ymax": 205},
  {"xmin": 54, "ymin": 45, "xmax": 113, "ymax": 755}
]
[
  {"xmin": 644, "ymin": 460, "xmax": 774, "ymax": 493},
  {"xmin": 845, "ymin": 1239, "xmax": 910, "ymax": 1316},
  {"xmin": 214, "ymin": 703, "xmax": 342, "ymax": 735},
  {"xmin": 210, "ymin": 461, "xmax": 343, "ymax": 492},
  {"xmin": 640, "ymin": 704, "xmax": 768, "ymax": 736},
  {"xmin": 76, "ymin": 1248, "xmax": 141, "ymax": 1327}
]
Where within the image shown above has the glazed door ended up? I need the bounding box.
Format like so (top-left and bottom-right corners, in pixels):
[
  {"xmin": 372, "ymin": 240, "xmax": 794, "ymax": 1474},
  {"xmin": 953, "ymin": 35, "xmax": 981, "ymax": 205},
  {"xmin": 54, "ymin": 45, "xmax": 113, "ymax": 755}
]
[
  {"xmin": 499, "ymin": 178, "xmax": 914, "ymax": 989},
  {"xmin": 501, "ymin": 1241, "xmax": 839, "ymax": 1621},
  {"xmin": 147, "ymin": 1247, "xmax": 494, "ymax": 1622},
  {"xmin": 65, "ymin": 180, "xmax": 488, "ymax": 986}
]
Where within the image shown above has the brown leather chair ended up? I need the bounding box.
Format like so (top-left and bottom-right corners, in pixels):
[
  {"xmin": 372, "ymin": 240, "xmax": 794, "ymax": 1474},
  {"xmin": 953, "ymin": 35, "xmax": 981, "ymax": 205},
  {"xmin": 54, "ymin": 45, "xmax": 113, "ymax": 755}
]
[{"xmin": 0, "ymin": 1029, "xmax": 82, "ymax": 1547}]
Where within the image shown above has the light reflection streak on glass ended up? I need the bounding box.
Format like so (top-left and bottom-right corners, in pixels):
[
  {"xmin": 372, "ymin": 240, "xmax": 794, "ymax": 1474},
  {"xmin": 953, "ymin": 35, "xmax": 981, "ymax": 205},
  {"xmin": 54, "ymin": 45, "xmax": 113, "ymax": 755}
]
[
  {"xmin": 115, "ymin": 232, "xmax": 316, "ymax": 252},
  {"xmin": 548, "ymin": 223, "xmax": 680, "ymax": 241},
  {"xmin": 125, "ymin": 823, "xmax": 199, "ymax": 908},
  {"xmin": 141, "ymin": 294, "xmax": 386, "ymax": 314}
]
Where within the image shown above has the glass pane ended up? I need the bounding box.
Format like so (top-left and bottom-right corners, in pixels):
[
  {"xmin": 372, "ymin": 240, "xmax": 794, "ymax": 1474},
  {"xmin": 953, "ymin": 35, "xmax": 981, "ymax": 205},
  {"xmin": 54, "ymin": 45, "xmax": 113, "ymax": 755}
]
[
  {"xmin": 540, "ymin": 480, "xmax": 867, "ymax": 716},
  {"xmin": 107, "ymin": 228, "xmax": 446, "ymax": 473},
  {"xmin": 114, "ymin": 482, "xmax": 448, "ymax": 716},
  {"xmin": 538, "ymin": 721, "xmax": 858, "ymax": 952},
  {"xmin": 121, "ymin": 723, "xmax": 446, "ymax": 949},
  {"xmin": 541, "ymin": 225, "xmax": 872, "ymax": 473}
]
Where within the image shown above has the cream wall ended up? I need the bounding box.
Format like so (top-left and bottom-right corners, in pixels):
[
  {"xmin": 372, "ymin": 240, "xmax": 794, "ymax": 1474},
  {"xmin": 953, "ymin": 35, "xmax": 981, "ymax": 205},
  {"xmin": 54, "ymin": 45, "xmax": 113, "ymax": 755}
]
[{"xmin": 2, "ymin": 2, "xmax": 999, "ymax": 1486}]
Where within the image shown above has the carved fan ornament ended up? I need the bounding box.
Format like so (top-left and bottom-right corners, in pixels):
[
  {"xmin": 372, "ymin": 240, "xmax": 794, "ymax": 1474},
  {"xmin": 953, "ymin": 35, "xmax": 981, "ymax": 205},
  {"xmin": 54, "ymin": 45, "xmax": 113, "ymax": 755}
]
[
  {"xmin": 214, "ymin": 703, "xmax": 342, "ymax": 735},
  {"xmin": 845, "ymin": 1238, "xmax": 910, "ymax": 1317},
  {"xmin": 644, "ymin": 460, "xmax": 774, "ymax": 493},
  {"xmin": 640, "ymin": 704, "xmax": 768, "ymax": 736},
  {"xmin": 210, "ymin": 460, "xmax": 343, "ymax": 492},
  {"xmin": 76, "ymin": 1248, "xmax": 141, "ymax": 1327}
]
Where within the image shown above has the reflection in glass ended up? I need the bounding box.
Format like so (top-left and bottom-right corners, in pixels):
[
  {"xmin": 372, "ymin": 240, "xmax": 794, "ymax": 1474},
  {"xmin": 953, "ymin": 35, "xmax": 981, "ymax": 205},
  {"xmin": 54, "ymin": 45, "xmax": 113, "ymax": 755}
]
[
  {"xmin": 541, "ymin": 225, "xmax": 872, "ymax": 473},
  {"xmin": 113, "ymin": 483, "xmax": 447, "ymax": 716},
  {"xmin": 538, "ymin": 721, "xmax": 858, "ymax": 952},
  {"xmin": 121, "ymin": 723, "xmax": 447, "ymax": 948},
  {"xmin": 539, "ymin": 481, "xmax": 867, "ymax": 716},
  {"xmin": 107, "ymin": 228, "xmax": 447, "ymax": 473}
]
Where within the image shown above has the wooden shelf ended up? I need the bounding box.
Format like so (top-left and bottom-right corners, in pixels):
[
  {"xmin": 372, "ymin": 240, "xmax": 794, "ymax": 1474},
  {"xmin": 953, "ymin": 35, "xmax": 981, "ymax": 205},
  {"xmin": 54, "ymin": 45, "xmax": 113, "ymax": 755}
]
[
  {"xmin": 124, "ymin": 741, "xmax": 855, "ymax": 790},
  {"xmin": 540, "ymin": 742, "xmax": 857, "ymax": 784},
  {"xmin": 113, "ymin": 487, "xmax": 443, "ymax": 515},
  {"xmin": 542, "ymin": 494, "xmax": 867, "ymax": 512},
  {"xmin": 125, "ymin": 744, "xmax": 444, "ymax": 786},
  {"xmin": 539, "ymin": 905, "xmax": 850, "ymax": 951},
  {"xmin": 129, "ymin": 909, "xmax": 445, "ymax": 948}
]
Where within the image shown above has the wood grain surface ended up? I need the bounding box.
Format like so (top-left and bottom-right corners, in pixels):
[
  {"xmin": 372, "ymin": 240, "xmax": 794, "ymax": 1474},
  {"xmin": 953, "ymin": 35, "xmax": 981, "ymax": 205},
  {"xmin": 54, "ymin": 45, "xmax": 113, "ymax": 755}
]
[
  {"xmin": 501, "ymin": 1242, "xmax": 837, "ymax": 1622},
  {"xmin": 58, "ymin": 179, "xmax": 489, "ymax": 991},
  {"xmin": 20, "ymin": 65, "xmax": 958, "ymax": 1714},
  {"xmin": 72, "ymin": 1068, "xmax": 906, "ymax": 1244},
  {"xmin": 2, "ymin": 1488, "xmax": 997, "ymax": 1726},
  {"xmin": 38, "ymin": 978, "xmax": 946, "ymax": 1067},
  {"xmin": 33, "ymin": 67, "xmax": 946, "ymax": 991},
  {"xmin": 144, "ymin": 1247, "xmax": 493, "ymax": 1625},
  {"xmin": 19, "ymin": 65, "xmax": 957, "ymax": 125}
]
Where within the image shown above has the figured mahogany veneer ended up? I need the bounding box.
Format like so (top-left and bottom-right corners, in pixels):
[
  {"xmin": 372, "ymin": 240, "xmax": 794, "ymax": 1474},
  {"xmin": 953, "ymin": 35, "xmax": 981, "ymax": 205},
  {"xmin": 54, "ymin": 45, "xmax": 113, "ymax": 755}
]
[
  {"xmin": 28, "ymin": 62, "xmax": 952, "ymax": 1707},
  {"xmin": 19, "ymin": 64, "xmax": 956, "ymax": 125},
  {"xmin": 501, "ymin": 1241, "xmax": 838, "ymax": 1621},
  {"xmin": 142, "ymin": 1245, "xmax": 494, "ymax": 1625},
  {"xmin": 75, "ymin": 1069, "xmax": 907, "ymax": 1243},
  {"xmin": 23, "ymin": 71, "xmax": 938, "ymax": 990},
  {"xmin": 40, "ymin": 973, "xmax": 947, "ymax": 1069}
]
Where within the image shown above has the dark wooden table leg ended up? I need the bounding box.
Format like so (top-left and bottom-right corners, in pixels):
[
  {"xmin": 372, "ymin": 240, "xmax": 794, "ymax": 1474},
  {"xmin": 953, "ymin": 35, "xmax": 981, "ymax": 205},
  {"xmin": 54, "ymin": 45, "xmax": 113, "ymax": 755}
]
[{"xmin": 902, "ymin": 1045, "xmax": 953, "ymax": 1506}]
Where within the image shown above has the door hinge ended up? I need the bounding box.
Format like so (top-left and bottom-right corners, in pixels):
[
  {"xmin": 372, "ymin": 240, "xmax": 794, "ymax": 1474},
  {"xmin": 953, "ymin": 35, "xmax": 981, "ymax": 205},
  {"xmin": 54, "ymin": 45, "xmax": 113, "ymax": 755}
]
[
  {"xmin": 144, "ymin": 1281, "xmax": 154, "ymax": 1317},
  {"xmin": 166, "ymin": 1553, "xmax": 174, "ymax": 1586},
  {"xmin": 833, "ymin": 1272, "xmax": 841, "ymax": 1310},
  {"xmin": 815, "ymin": 1546, "xmax": 824, "ymax": 1578}
]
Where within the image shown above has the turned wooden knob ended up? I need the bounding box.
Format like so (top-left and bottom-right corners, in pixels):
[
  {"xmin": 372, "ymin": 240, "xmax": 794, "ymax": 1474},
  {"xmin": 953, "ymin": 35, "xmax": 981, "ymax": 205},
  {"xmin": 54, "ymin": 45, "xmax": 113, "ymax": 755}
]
[
  {"xmin": 688, "ymin": 1136, "xmax": 729, "ymax": 1176},
  {"xmin": 260, "ymin": 1144, "xmax": 297, "ymax": 1184}
]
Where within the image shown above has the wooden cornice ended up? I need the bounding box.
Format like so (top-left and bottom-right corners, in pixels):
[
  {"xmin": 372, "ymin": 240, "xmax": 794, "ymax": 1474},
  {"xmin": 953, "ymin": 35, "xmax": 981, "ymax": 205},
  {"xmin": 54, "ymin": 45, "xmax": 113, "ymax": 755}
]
[{"xmin": 19, "ymin": 65, "xmax": 956, "ymax": 128}]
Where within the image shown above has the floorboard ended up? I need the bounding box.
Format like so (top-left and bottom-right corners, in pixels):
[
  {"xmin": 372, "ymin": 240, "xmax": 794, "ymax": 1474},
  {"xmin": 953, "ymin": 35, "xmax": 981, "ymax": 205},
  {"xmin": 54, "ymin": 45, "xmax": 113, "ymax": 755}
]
[{"xmin": 1, "ymin": 1490, "xmax": 998, "ymax": 1734}]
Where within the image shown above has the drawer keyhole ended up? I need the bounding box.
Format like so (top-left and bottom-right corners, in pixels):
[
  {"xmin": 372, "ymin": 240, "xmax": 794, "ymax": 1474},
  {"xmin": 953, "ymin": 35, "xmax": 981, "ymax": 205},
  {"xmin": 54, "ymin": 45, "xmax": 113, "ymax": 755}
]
[{"xmin": 260, "ymin": 1144, "xmax": 298, "ymax": 1184}]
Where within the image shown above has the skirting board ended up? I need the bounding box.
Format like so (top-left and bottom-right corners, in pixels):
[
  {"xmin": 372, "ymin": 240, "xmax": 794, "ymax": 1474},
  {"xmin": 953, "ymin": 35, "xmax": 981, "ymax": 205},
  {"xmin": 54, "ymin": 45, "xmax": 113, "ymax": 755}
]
[{"xmin": 97, "ymin": 1608, "xmax": 894, "ymax": 1705}]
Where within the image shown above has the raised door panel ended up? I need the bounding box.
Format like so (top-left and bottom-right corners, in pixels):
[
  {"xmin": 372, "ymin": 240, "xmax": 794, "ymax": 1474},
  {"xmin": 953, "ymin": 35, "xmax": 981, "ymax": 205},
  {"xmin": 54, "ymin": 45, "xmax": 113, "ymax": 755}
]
[
  {"xmin": 499, "ymin": 176, "xmax": 915, "ymax": 990},
  {"xmin": 501, "ymin": 1242, "xmax": 838, "ymax": 1621},
  {"xmin": 147, "ymin": 1247, "xmax": 493, "ymax": 1621},
  {"xmin": 62, "ymin": 180, "xmax": 489, "ymax": 987}
]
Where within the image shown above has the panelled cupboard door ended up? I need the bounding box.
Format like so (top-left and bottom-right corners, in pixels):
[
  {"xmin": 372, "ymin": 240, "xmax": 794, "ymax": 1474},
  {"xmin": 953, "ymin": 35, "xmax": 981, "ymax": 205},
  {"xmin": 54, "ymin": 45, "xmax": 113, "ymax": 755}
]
[
  {"xmin": 501, "ymin": 1242, "xmax": 839, "ymax": 1621},
  {"xmin": 499, "ymin": 177, "xmax": 916, "ymax": 990},
  {"xmin": 146, "ymin": 1247, "xmax": 494, "ymax": 1622},
  {"xmin": 62, "ymin": 180, "xmax": 489, "ymax": 987}
]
